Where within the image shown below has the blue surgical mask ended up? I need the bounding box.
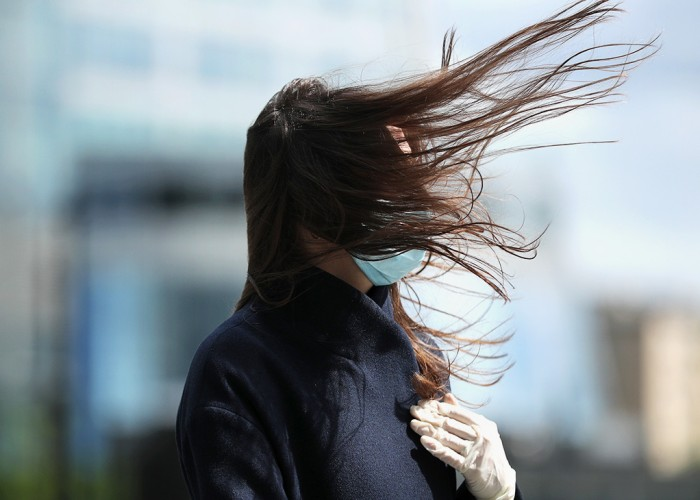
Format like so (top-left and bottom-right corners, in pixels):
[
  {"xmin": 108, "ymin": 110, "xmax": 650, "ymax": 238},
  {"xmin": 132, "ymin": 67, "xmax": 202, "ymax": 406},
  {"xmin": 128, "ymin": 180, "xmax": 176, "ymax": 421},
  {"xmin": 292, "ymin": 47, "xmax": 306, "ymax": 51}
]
[{"xmin": 351, "ymin": 249, "xmax": 426, "ymax": 286}]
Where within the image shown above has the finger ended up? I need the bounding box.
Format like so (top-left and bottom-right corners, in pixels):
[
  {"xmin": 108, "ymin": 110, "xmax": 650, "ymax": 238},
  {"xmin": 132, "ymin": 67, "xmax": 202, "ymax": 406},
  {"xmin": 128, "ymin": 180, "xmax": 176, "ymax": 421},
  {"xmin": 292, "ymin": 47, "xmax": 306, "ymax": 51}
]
[
  {"xmin": 443, "ymin": 393, "xmax": 458, "ymax": 405},
  {"xmin": 411, "ymin": 405, "xmax": 477, "ymax": 440},
  {"xmin": 442, "ymin": 415, "xmax": 478, "ymax": 441},
  {"xmin": 462, "ymin": 428, "xmax": 484, "ymax": 466},
  {"xmin": 410, "ymin": 419, "xmax": 473, "ymax": 454},
  {"xmin": 436, "ymin": 401, "xmax": 488, "ymax": 427},
  {"xmin": 410, "ymin": 404, "xmax": 445, "ymax": 427},
  {"xmin": 419, "ymin": 436, "xmax": 468, "ymax": 474},
  {"xmin": 417, "ymin": 399, "xmax": 439, "ymax": 411}
]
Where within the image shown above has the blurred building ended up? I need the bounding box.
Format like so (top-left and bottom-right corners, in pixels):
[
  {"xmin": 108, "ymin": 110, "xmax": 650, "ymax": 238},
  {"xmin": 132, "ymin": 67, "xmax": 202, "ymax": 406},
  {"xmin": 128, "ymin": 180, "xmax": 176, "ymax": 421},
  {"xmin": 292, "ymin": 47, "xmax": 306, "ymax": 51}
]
[{"xmin": 590, "ymin": 307, "xmax": 700, "ymax": 476}]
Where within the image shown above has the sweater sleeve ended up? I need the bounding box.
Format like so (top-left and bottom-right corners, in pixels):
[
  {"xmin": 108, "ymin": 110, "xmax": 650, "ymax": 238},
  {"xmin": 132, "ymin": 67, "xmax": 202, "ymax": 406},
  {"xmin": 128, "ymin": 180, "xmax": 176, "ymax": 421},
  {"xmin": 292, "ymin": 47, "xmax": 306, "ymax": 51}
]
[
  {"xmin": 178, "ymin": 405, "xmax": 286, "ymax": 500},
  {"xmin": 455, "ymin": 481, "xmax": 524, "ymax": 500}
]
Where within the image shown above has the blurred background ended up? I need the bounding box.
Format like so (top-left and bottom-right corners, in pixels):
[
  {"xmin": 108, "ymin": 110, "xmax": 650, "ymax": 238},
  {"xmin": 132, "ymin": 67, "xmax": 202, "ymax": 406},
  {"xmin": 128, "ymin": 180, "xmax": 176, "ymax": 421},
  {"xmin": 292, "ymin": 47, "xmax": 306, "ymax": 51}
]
[{"xmin": 1, "ymin": 0, "xmax": 698, "ymax": 498}]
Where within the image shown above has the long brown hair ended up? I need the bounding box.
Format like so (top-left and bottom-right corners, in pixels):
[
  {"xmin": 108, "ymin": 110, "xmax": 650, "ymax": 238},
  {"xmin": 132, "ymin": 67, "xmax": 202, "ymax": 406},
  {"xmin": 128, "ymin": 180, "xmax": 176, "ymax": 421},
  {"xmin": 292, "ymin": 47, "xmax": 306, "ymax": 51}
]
[{"xmin": 237, "ymin": 0, "xmax": 657, "ymax": 399}]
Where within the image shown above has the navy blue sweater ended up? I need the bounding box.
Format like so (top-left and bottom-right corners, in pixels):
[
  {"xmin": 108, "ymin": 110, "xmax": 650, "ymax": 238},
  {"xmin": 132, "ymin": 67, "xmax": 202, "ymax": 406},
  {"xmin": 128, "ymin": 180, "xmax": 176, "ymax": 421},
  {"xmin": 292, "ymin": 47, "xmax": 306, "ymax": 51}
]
[{"xmin": 176, "ymin": 269, "xmax": 522, "ymax": 499}]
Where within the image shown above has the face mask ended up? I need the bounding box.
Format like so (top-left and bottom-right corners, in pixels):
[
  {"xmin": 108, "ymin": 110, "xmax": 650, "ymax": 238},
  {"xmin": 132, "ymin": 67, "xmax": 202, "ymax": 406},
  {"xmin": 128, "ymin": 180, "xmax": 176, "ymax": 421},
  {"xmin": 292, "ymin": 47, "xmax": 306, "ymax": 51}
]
[{"xmin": 351, "ymin": 249, "xmax": 426, "ymax": 286}]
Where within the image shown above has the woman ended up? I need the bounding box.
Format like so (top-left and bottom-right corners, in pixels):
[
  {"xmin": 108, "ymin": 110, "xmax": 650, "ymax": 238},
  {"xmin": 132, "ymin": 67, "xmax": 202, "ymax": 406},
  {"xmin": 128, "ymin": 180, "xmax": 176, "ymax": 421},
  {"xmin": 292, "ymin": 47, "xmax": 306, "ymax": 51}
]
[{"xmin": 176, "ymin": 1, "xmax": 654, "ymax": 498}]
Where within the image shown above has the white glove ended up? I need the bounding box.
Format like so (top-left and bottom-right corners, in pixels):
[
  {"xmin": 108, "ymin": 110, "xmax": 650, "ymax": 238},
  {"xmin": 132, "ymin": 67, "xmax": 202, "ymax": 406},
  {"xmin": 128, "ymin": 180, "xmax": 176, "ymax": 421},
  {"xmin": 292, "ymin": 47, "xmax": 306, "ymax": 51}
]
[{"xmin": 410, "ymin": 394, "xmax": 516, "ymax": 500}]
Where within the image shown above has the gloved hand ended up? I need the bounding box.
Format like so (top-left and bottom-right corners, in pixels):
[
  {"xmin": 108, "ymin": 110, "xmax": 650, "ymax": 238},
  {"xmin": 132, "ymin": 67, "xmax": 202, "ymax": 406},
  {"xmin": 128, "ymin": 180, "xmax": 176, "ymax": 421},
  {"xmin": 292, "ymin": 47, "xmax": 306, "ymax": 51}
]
[{"xmin": 410, "ymin": 394, "xmax": 516, "ymax": 500}]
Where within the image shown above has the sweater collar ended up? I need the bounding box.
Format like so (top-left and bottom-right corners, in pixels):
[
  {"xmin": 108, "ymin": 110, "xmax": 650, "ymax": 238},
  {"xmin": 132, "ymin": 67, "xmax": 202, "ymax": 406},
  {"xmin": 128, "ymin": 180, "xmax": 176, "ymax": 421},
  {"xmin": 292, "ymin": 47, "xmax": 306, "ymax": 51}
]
[{"xmin": 251, "ymin": 267, "xmax": 398, "ymax": 344}]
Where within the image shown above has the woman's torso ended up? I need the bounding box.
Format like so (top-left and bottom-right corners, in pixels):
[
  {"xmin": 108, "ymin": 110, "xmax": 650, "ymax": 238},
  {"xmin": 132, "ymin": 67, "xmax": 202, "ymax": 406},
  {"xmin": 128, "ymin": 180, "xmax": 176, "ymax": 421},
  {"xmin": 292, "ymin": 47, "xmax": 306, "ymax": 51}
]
[{"xmin": 176, "ymin": 270, "xmax": 460, "ymax": 499}]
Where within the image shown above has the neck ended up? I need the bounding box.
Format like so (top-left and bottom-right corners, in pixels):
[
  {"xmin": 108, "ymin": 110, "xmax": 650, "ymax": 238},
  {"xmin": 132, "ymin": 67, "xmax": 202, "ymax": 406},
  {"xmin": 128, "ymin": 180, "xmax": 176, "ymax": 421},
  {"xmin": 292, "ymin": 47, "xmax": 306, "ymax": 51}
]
[{"xmin": 314, "ymin": 249, "xmax": 373, "ymax": 293}]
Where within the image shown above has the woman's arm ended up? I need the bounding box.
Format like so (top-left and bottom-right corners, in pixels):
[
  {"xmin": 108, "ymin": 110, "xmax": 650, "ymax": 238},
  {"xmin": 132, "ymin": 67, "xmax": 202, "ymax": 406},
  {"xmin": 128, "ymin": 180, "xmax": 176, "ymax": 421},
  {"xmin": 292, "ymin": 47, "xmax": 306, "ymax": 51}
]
[
  {"xmin": 178, "ymin": 405, "xmax": 286, "ymax": 499},
  {"xmin": 411, "ymin": 395, "xmax": 521, "ymax": 500}
]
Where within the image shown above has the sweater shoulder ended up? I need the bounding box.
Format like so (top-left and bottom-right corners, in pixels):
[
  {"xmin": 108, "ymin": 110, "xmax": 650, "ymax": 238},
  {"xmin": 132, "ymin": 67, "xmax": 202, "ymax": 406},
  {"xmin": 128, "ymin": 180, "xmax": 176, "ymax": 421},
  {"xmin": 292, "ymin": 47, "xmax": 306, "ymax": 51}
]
[
  {"xmin": 194, "ymin": 305, "xmax": 270, "ymax": 365},
  {"xmin": 179, "ymin": 306, "xmax": 283, "ymax": 412}
]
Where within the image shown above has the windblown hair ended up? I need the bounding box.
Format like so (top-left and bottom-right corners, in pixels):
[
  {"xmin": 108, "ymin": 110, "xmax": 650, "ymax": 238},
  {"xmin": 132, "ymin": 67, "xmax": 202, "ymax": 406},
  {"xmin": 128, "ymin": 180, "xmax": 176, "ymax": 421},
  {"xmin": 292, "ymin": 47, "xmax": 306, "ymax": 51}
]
[{"xmin": 237, "ymin": 0, "xmax": 656, "ymax": 398}]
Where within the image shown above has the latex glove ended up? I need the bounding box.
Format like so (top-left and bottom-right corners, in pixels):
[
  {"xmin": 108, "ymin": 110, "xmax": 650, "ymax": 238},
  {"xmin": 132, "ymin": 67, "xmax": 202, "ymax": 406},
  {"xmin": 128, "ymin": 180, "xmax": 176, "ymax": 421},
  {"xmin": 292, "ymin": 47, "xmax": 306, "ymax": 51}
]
[{"xmin": 410, "ymin": 394, "xmax": 516, "ymax": 500}]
